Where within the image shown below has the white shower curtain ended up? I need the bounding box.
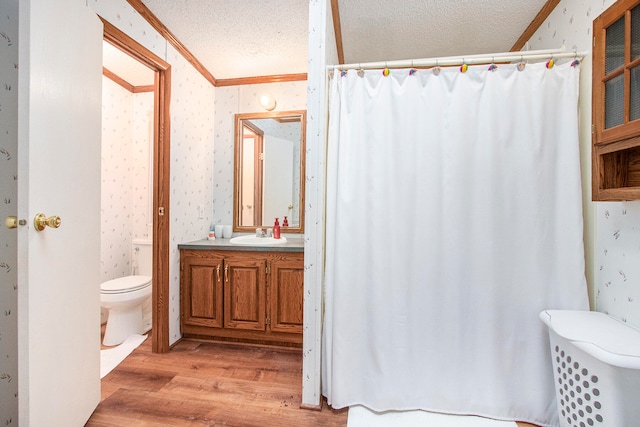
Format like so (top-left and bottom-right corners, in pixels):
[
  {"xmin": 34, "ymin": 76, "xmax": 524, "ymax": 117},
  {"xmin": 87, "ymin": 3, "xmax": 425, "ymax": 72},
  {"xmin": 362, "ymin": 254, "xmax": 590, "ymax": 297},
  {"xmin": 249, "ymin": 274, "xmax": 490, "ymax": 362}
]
[{"xmin": 322, "ymin": 61, "xmax": 590, "ymax": 427}]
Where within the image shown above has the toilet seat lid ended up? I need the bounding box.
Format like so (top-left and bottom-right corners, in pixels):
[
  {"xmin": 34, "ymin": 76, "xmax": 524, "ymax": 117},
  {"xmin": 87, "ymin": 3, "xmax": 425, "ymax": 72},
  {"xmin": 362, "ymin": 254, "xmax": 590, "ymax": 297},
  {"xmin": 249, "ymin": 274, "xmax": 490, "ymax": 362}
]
[{"xmin": 101, "ymin": 275, "xmax": 151, "ymax": 293}]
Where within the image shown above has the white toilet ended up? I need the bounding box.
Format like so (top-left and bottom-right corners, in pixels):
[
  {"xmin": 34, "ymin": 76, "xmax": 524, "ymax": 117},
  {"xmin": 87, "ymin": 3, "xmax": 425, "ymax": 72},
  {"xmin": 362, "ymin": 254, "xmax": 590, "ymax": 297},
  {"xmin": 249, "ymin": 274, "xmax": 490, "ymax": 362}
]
[{"xmin": 100, "ymin": 238, "xmax": 152, "ymax": 346}]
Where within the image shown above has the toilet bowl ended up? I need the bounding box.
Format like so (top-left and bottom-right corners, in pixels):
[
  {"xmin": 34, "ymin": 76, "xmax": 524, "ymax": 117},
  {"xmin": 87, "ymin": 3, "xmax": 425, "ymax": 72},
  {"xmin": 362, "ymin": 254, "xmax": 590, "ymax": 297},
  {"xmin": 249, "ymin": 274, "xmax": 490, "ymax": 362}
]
[
  {"xmin": 101, "ymin": 237, "xmax": 153, "ymax": 346},
  {"xmin": 101, "ymin": 275, "xmax": 152, "ymax": 346}
]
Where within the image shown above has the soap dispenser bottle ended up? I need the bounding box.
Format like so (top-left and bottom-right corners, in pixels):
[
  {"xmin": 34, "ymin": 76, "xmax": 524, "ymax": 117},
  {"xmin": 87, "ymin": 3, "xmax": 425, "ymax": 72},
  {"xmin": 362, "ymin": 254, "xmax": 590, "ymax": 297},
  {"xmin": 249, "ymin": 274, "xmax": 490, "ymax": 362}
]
[
  {"xmin": 283, "ymin": 216, "xmax": 288, "ymax": 227},
  {"xmin": 273, "ymin": 218, "xmax": 281, "ymax": 239}
]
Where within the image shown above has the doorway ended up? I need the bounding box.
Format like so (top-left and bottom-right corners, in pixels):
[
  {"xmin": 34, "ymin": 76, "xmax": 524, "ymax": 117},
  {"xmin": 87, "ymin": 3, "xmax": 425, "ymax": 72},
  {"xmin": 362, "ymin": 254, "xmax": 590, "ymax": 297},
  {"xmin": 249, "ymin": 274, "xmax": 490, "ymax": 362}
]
[{"xmin": 102, "ymin": 19, "xmax": 171, "ymax": 353}]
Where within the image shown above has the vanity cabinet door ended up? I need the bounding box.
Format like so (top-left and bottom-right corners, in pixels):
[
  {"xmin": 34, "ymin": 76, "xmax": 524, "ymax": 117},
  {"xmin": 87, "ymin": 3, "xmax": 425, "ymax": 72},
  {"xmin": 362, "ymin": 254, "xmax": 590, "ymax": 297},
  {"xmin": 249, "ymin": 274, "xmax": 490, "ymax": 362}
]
[
  {"xmin": 269, "ymin": 254, "xmax": 304, "ymax": 334},
  {"xmin": 182, "ymin": 253, "xmax": 224, "ymax": 329},
  {"xmin": 223, "ymin": 255, "xmax": 267, "ymax": 331}
]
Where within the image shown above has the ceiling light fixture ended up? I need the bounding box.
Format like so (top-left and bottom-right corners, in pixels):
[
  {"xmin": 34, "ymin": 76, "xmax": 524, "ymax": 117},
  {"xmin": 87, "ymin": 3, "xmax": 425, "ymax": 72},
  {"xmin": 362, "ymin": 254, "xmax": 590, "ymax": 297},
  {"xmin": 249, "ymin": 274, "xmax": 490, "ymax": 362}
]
[{"xmin": 259, "ymin": 94, "xmax": 276, "ymax": 111}]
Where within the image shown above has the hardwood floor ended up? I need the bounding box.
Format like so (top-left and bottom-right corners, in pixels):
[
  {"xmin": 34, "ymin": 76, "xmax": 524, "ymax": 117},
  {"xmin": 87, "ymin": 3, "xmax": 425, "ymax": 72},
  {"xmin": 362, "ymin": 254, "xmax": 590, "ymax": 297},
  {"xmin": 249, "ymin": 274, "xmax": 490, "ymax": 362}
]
[
  {"xmin": 88, "ymin": 338, "xmax": 346, "ymax": 426},
  {"xmin": 87, "ymin": 337, "xmax": 539, "ymax": 427}
]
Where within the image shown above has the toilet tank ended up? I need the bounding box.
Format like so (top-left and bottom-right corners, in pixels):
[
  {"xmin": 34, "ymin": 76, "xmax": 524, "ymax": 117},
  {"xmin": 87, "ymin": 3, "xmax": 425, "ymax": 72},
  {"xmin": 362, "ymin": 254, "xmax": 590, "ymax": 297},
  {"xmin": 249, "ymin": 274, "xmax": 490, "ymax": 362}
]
[{"xmin": 132, "ymin": 238, "xmax": 152, "ymax": 276}]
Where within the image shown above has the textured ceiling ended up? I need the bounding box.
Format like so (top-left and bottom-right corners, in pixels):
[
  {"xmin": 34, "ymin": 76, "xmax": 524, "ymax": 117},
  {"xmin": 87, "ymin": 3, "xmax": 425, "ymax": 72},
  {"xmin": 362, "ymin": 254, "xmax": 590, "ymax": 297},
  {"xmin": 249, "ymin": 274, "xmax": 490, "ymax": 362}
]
[
  {"xmin": 140, "ymin": 0, "xmax": 309, "ymax": 80},
  {"xmin": 130, "ymin": 0, "xmax": 550, "ymax": 80},
  {"xmin": 338, "ymin": 0, "xmax": 548, "ymax": 65}
]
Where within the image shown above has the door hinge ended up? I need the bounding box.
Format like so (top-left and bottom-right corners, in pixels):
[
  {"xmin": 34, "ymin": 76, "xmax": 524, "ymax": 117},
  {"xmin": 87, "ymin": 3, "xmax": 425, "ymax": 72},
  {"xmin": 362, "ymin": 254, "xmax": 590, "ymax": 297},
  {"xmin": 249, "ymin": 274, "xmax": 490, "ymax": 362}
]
[
  {"xmin": 259, "ymin": 152, "xmax": 264, "ymax": 161},
  {"xmin": 159, "ymin": 207, "xmax": 165, "ymax": 216}
]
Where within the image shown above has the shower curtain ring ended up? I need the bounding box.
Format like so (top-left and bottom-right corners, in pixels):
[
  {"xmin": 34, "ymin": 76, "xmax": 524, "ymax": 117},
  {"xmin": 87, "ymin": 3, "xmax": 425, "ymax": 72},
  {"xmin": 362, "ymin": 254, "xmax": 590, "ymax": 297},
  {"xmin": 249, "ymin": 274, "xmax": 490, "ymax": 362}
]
[
  {"xmin": 546, "ymin": 55, "xmax": 555, "ymax": 69},
  {"xmin": 460, "ymin": 58, "xmax": 468, "ymax": 73},
  {"xmin": 488, "ymin": 58, "xmax": 498, "ymax": 72},
  {"xmin": 409, "ymin": 60, "xmax": 417, "ymax": 76},
  {"xmin": 571, "ymin": 51, "xmax": 580, "ymax": 67},
  {"xmin": 517, "ymin": 55, "xmax": 526, "ymax": 71}
]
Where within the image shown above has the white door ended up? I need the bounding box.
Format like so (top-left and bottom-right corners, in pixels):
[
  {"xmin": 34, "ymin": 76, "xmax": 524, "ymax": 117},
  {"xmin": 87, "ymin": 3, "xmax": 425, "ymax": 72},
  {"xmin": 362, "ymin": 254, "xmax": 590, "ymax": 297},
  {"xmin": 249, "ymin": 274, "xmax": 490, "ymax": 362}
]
[
  {"xmin": 263, "ymin": 136, "xmax": 294, "ymax": 224},
  {"xmin": 17, "ymin": 1, "xmax": 103, "ymax": 425}
]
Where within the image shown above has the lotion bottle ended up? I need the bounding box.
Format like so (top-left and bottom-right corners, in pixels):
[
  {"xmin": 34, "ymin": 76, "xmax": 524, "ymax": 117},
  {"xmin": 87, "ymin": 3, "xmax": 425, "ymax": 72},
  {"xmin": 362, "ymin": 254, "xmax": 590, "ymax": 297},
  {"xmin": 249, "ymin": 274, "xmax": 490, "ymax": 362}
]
[
  {"xmin": 273, "ymin": 218, "xmax": 281, "ymax": 239},
  {"xmin": 283, "ymin": 216, "xmax": 288, "ymax": 227}
]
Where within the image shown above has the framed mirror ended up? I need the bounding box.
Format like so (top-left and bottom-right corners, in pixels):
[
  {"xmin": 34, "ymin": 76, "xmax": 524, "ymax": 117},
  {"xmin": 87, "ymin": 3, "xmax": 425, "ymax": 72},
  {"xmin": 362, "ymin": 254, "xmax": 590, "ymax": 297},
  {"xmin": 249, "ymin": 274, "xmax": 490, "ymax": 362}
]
[{"xmin": 233, "ymin": 110, "xmax": 306, "ymax": 234}]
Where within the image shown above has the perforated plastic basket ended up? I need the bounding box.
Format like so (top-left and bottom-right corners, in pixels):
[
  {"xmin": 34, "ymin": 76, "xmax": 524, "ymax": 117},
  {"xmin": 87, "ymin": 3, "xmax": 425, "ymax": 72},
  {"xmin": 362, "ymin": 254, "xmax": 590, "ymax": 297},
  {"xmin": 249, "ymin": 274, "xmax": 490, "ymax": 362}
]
[{"xmin": 540, "ymin": 310, "xmax": 640, "ymax": 427}]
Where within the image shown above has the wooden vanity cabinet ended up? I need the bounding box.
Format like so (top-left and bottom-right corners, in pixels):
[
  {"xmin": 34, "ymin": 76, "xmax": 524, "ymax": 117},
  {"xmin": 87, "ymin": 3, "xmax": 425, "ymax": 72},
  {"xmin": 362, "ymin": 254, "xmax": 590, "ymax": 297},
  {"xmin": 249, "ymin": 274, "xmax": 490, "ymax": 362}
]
[
  {"xmin": 180, "ymin": 249, "xmax": 303, "ymax": 346},
  {"xmin": 181, "ymin": 253, "xmax": 224, "ymax": 329},
  {"xmin": 269, "ymin": 258, "xmax": 304, "ymax": 334},
  {"xmin": 223, "ymin": 254, "xmax": 266, "ymax": 331}
]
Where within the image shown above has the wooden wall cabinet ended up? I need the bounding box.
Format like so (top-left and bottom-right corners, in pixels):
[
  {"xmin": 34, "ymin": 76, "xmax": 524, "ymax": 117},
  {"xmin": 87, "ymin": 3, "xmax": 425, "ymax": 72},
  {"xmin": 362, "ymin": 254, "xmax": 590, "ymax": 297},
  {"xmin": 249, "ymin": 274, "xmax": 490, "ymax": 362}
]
[
  {"xmin": 180, "ymin": 248, "xmax": 303, "ymax": 346},
  {"xmin": 592, "ymin": 0, "xmax": 640, "ymax": 200}
]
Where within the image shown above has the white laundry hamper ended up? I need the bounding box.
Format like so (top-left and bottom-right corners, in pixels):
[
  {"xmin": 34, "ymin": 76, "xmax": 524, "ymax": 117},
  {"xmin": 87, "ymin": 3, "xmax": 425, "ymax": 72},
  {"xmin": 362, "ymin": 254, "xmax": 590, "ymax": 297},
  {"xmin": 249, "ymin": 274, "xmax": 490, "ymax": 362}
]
[{"xmin": 540, "ymin": 310, "xmax": 640, "ymax": 427}]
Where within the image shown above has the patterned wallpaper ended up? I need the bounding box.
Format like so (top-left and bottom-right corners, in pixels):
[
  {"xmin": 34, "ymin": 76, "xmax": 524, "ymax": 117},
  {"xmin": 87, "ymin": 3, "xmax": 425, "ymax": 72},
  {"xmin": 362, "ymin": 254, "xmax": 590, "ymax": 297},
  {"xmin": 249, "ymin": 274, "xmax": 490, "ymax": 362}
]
[
  {"xmin": 302, "ymin": 0, "xmax": 339, "ymax": 406},
  {"xmin": 0, "ymin": 0, "xmax": 19, "ymax": 423},
  {"xmin": 212, "ymin": 81, "xmax": 307, "ymax": 228},
  {"xmin": 90, "ymin": 0, "xmax": 165, "ymax": 60},
  {"xmin": 166, "ymin": 43, "xmax": 215, "ymax": 342},
  {"xmin": 101, "ymin": 77, "xmax": 153, "ymax": 282},
  {"xmin": 91, "ymin": 0, "xmax": 216, "ymax": 344},
  {"xmin": 597, "ymin": 202, "xmax": 640, "ymax": 327},
  {"xmin": 527, "ymin": 0, "xmax": 640, "ymax": 330}
]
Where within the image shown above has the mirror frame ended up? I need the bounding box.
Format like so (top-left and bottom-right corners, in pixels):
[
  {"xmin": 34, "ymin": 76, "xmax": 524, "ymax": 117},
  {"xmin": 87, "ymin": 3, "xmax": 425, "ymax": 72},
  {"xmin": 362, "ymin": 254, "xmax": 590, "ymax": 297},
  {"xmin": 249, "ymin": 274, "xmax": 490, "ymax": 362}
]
[{"xmin": 233, "ymin": 110, "xmax": 306, "ymax": 234}]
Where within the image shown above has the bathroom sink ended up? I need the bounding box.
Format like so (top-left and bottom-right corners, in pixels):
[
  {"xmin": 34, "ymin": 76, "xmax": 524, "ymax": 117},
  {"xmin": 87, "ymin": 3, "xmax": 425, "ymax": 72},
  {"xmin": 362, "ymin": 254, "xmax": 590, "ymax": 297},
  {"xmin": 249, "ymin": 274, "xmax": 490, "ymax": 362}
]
[{"xmin": 229, "ymin": 235, "xmax": 288, "ymax": 245}]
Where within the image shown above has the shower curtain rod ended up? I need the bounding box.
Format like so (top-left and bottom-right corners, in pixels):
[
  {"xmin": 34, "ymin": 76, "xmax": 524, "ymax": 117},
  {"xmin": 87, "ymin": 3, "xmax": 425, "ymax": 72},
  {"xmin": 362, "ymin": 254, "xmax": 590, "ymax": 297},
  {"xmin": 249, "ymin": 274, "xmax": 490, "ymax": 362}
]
[{"xmin": 329, "ymin": 47, "xmax": 587, "ymax": 71}]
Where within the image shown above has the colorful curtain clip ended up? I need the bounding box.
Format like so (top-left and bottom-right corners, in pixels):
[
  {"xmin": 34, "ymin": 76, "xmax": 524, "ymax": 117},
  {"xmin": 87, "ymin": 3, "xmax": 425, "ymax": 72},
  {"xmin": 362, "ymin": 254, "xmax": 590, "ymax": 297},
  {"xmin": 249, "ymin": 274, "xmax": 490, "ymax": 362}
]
[
  {"xmin": 517, "ymin": 62, "xmax": 526, "ymax": 71},
  {"xmin": 357, "ymin": 69, "xmax": 365, "ymax": 77},
  {"xmin": 571, "ymin": 59, "xmax": 580, "ymax": 67},
  {"xmin": 432, "ymin": 59, "xmax": 441, "ymax": 76},
  {"xmin": 460, "ymin": 63, "xmax": 468, "ymax": 73},
  {"xmin": 488, "ymin": 64, "xmax": 498, "ymax": 72},
  {"xmin": 409, "ymin": 68, "xmax": 417, "ymax": 76},
  {"xmin": 340, "ymin": 70, "xmax": 348, "ymax": 77},
  {"xmin": 382, "ymin": 68, "xmax": 390, "ymax": 76},
  {"xmin": 546, "ymin": 58, "xmax": 555, "ymax": 69}
]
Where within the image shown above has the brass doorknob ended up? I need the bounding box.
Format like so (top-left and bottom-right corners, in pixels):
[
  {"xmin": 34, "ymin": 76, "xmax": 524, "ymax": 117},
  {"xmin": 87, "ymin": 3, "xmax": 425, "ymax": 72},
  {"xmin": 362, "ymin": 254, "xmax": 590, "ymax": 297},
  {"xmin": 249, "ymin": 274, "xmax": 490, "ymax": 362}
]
[
  {"xmin": 34, "ymin": 213, "xmax": 61, "ymax": 231},
  {"xmin": 5, "ymin": 216, "xmax": 18, "ymax": 229}
]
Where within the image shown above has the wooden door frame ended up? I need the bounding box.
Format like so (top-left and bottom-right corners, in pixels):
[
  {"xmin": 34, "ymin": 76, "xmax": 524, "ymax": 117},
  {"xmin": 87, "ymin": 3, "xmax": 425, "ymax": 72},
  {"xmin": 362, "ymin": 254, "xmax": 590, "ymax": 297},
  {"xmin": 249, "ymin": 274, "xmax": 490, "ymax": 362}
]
[
  {"xmin": 242, "ymin": 120, "xmax": 264, "ymax": 226},
  {"xmin": 102, "ymin": 18, "xmax": 171, "ymax": 353}
]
